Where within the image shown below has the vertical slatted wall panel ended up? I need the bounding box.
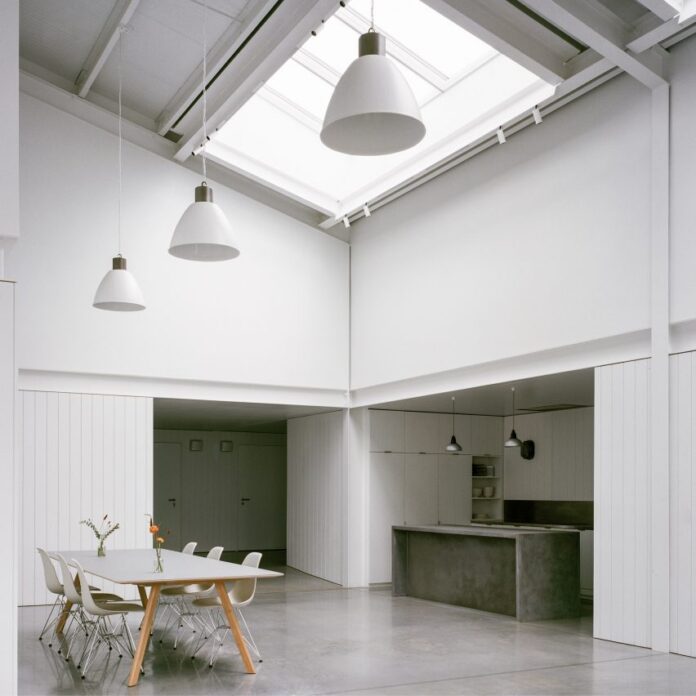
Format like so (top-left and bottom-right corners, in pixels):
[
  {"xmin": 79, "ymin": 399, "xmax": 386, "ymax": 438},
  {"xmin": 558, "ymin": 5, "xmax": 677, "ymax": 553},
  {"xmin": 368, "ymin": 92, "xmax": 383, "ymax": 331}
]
[
  {"xmin": 594, "ymin": 360, "xmax": 651, "ymax": 647},
  {"xmin": 17, "ymin": 391, "xmax": 153, "ymax": 605},
  {"xmin": 287, "ymin": 412, "xmax": 343, "ymax": 585},
  {"xmin": 670, "ymin": 351, "xmax": 696, "ymax": 657}
]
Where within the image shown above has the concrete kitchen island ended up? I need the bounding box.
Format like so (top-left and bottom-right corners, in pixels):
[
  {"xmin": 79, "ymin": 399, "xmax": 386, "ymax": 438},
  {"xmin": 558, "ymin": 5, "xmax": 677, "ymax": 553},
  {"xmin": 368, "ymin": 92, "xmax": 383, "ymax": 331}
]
[{"xmin": 392, "ymin": 524, "xmax": 580, "ymax": 621}]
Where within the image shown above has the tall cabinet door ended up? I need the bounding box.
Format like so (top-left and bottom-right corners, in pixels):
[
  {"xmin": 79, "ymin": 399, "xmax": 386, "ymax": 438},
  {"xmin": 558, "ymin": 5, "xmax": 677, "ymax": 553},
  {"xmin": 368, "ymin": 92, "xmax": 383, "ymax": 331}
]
[
  {"xmin": 404, "ymin": 455, "xmax": 438, "ymax": 525},
  {"xmin": 369, "ymin": 453, "xmax": 404, "ymax": 583},
  {"xmin": 438, "ymin": 454, "xmax": 472, "ymax": 524}
]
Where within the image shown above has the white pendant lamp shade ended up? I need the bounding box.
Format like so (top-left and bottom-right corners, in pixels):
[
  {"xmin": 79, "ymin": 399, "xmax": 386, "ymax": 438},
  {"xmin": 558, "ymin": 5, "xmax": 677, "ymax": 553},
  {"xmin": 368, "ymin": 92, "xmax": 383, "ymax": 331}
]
[
  {"xmin": 169, "ymin": 183, "xmax": 240, "ymax": 261},
  {"xmin": 93, "ymin": 256, "xmax": 145, "ymax": 312},
  {"xmin": 321, "ymin": 32, "xmax": 425, "ymax": 156}
]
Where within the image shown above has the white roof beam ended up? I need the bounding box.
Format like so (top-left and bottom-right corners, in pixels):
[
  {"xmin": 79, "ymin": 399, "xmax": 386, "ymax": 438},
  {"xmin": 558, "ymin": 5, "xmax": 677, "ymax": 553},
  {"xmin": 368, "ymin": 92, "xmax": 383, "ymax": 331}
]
[
  {"xmin": 523, "ymin": 0, "xmax": 667, "ymax": 88},
  {"xmin": 74, "ymin": 0, "xmax": 141, "ymax": 98},
  {"xmin": 173, "ymin": 0, "xmax": 337, "ymax": 163},
  {"xmin": 155, "ymin": 0, "xmax": 277, "ymax": 136},
  {"xmin": 420, "ymin": 0, "xmax": 569, "ymax": 85},
  {"xmin": 634, "ymin": 0, "xmax": 681, "ymax": 22}
]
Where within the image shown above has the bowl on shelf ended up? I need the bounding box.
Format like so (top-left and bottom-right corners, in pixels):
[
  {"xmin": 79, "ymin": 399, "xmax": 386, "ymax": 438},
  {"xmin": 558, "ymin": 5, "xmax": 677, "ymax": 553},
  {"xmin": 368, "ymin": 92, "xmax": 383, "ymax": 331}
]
[
  {"xmin": 473, "ymin": 487, "xmax": 483, "ymax": 497},
  {"xmin": 483, "ymin": 486, "xmax": 495, "ymax": 498}
]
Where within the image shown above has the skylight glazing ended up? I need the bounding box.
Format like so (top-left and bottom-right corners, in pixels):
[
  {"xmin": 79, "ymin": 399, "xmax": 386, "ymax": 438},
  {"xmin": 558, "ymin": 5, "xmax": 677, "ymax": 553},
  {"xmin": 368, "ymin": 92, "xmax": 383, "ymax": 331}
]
[{"xmin": 208, "ymin": 0, "xmax": 555, "ymax": 222}]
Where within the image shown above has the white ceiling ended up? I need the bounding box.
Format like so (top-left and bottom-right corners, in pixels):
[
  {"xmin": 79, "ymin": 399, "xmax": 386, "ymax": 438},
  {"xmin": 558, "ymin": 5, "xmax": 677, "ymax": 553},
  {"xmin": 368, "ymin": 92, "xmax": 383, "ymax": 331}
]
[
  {"xmin": 372, "ymin": 368, "xmax": 594, "ymax": 416},
  {"xmin": 18, "ymin": 0, "xmax": 691, "ymax": 234},
  {"xmin": 154, "ymin": 398, "xmax": 336, "ymax": 433}
]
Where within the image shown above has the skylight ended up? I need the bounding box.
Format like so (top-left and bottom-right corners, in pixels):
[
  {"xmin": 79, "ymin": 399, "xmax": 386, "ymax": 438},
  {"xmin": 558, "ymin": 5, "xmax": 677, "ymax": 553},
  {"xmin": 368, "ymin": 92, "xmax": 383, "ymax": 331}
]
[{"xmin": 208, "ymin": 0, "xmax": 555, "ymax": 223}]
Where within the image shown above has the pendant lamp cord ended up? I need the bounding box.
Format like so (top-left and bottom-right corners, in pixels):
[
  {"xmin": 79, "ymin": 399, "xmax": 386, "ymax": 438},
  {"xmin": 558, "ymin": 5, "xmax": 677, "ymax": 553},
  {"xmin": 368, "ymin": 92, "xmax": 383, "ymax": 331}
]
[
  {"xmin": 201, "ymin": 0, "xmax": 208, "ymax": 184},
  {"xmin": 117, "ymin": 25, "xmax": 124, "ymax": 257},
  {"xmin": 370, "ymin": 0, "xmax": 375, "ymax": 30},
  {"xmin": 511, "ymin": 387, "xmax": 516, "ymax": 429}
]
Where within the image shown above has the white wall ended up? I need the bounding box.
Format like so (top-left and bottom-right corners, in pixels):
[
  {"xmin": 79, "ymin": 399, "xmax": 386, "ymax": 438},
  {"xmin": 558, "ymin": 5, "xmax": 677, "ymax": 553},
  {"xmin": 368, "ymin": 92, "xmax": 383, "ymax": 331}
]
[
  {"xmin": 153, "ymin": 429, "xmax": 286, "ymax": 553},
  {"xmin": 504, "ymin": 408, "xmax": 593, "ymax": 501},
  {"xmin": 0, "ymin": 282, "xmax": 16, "ymax": 695},
  {"xmin": 9, "ymin": 94, "xmax": 349, "ymax": 394},
  {"xmin": 669, "ymin": 351, "xmax": 696, "ymax": 657},
  {"xmin": 287, "ymin": 411, "xmax": 344, "ymax": 585},
  {"xmin": 594, "ymin": 361, "xmax": 651, "ymax": 648},
  {"xmin": 351, "ymin": 74, "xmax": 651, "ymax": 391},
  {"xmin": 17, "ymin": 391, "xmax": 153, "ymax": 605}
]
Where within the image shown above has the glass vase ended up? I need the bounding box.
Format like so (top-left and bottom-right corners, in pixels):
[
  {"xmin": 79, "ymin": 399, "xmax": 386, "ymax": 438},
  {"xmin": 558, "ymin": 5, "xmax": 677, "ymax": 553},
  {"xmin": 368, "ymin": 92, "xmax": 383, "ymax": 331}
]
[
  {"xmin": 154, "ymin": 546, "xmax": 163, "ymax": 573},
  {"xmin": 97, "ymin": 541, "xmax": 106, "ymax": 557}
]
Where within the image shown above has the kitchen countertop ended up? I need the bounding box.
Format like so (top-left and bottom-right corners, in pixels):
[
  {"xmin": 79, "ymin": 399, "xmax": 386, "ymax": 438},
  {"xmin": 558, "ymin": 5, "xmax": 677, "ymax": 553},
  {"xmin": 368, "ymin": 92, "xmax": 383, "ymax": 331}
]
[
  {"xmin": 471, "ymin": 521, "xmax": 593, "ymax": 531},
  {"xmin": 392, "ymin": 524, "xmax": 580, "ymax": 539}
]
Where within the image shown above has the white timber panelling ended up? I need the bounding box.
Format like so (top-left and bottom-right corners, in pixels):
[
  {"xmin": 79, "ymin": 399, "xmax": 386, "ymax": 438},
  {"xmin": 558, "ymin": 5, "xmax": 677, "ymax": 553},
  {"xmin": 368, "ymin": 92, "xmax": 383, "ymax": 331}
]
[
  {"xmin": 669, "ymin": 351, "xmax": 696, "ymax": 657},
  {"xmin": 504, "ymin": 408, "xmax": 593, "ymax": 501},
  {"xmin": 153, "ymin": 430, "xmax": 286, "ymax": 553},
  {"xmin": 17, "ymin": 391, "xmax": 153, "ymax": 605},
  {"xmin": 594, "ymin": 361, "xmax": 651, "ymax": 648},
  {"xmin": 287, "ymin": 411, "xmax": 343, "ymax": 585}
]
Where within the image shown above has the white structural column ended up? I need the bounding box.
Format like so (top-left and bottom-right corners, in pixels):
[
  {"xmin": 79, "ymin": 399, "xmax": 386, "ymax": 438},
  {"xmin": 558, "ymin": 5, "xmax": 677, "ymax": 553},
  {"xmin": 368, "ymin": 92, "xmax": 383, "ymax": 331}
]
[
  {"xmin": 0, "ymin": 1, "xmax": 18, "ymax": 693},
  {"xmin": 0, "ymin": 283, "xmax": 16, "ymax": 695},
  {"xmin": 650, "ymin": 83, "xmax": 671, "ymax": 653},
  {"xmin": 342, "ymin": 408, "xmax": 369, "ymax": 587}
]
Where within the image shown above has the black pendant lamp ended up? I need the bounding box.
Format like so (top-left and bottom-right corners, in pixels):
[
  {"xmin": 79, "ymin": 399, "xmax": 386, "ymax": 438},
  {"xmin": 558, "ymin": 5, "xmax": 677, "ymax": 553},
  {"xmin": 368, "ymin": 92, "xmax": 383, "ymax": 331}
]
[
  {"xmin": 504, "ymin": 387, "xmax": 523, "ymax": 448},
  {"xmin": 446, "ymin": 396, "xmax": 462, "ymax": 452}
]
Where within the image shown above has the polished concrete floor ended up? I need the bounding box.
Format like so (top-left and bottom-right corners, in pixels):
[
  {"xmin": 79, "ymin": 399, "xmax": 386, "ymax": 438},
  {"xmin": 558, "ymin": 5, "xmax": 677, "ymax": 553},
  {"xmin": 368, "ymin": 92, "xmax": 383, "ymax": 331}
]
[{"xmin": 19, "ymin": 570, "xmax": 696, "ymax": 695}]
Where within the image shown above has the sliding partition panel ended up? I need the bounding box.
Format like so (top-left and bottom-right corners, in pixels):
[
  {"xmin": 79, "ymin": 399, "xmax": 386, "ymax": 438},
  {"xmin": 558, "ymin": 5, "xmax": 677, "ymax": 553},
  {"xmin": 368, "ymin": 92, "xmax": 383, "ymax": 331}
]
[
  {"xmin": 670, "ymin": 351, "xmax": 696, "ymax": 657},
  {"xmin": 594, "ymin": 360, "xmax": 651, "ymax": 648},
  {"xmin": 16, "ymin": 391, "xmax": 153, "ymax": 604}
]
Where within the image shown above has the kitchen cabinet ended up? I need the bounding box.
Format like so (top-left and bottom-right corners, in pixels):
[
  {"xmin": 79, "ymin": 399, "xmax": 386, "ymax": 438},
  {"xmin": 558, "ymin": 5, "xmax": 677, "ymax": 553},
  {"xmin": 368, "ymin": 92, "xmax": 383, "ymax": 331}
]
[
  {"xmin": 437, "ymin": 454, "xmax": 472, "ymax": 524},
  {"xmin": 369, "ymin": 453, "xmax": 404, "ymax": 583},
  {"xmin": 471, "ymin": 416, "xmax": 503, "ymax": 455},
  {"xmin": 369, "ymin": 410, "xmax": 404, "ymax": 452},
  {"xmin": 404, "ymin": 454, "xmax": 438, "ymax": 524},
  {"xmin": 437, "ymin": 414, "xmax": 473, "ymax": 454},
  {"xmin": 404, "ymin": 412, "xmax": 441, "ymax": 453}
]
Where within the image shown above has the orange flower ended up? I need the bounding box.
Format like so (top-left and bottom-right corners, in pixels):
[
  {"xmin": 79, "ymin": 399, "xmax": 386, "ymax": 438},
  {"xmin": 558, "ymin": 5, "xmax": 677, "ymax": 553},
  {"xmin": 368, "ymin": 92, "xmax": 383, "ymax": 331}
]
[
  {"xmin": 156, "ymin": 536, "xmax": 164, "ymax": 544},
  {"xmin": 149, "ymin": 524, "xmax": 160, "ymax": 534}
]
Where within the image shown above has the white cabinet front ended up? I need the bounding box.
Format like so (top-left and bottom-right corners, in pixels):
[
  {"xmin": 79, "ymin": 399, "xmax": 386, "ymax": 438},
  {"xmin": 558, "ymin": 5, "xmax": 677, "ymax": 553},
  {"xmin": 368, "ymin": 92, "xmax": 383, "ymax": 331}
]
[
  {"xmin": 404, "ymin": 454, "xmax": 438, "ymax": 524},
  {"xmin": 404, "ymin": 412, "xmax": 441, "ymax": 453},
  {"xmin": 369, "ymin": 410, "xmax": 405, "ymax": 452},
  {"xmin": 437, "ymin": 454, "xmax": 472, "ymax": 524},
  {"xmin": 369, "ymin": 453, "xmax": 405, "ymax": 583}
]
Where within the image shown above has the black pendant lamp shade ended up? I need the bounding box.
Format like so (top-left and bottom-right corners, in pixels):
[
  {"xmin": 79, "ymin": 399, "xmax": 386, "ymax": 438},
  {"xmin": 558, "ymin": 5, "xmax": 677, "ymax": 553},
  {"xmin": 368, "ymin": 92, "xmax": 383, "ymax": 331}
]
[
  {"xmin": 446, "ymin": 396, "xmax": 462, "ymax": 452},
  {"xmin": 504, "ymin": 387, "xmax": 522, "ymax": 448}
]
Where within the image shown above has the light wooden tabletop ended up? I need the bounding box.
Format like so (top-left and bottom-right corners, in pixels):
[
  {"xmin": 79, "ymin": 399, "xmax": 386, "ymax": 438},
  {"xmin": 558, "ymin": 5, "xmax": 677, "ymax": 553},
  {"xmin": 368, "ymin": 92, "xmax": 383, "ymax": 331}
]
[{"xmin": 51, "ymin": 548, "xmax": 283, "ymax": 586}]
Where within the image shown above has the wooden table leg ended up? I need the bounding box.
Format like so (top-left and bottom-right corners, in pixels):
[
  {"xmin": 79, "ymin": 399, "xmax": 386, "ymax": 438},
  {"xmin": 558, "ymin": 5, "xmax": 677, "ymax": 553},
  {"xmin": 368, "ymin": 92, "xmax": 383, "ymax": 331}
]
[
  {"xmin": 137, "ymin": 585, "xmax": 148, "ymax": 609},
  {"xmin": 55, "ymin": 601, "xmax": 73, "ymax": 635},
  {"xmin": 56, "ymin": 571, "xmax": 79, "ymax": 634},
  {"xmin": 127, "ymin": 584, "xmax": 160, "ymax": 687},
  {"xmin": 215, "ymin": 581, "xmax": 256, "ymax": 675}
]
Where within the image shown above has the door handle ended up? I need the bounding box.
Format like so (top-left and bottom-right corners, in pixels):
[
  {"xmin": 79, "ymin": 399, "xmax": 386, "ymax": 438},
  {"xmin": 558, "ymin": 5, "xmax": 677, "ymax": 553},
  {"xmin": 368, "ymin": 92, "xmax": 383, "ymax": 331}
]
[
  {"xmin": 241, "ymin": 497, "xmax": 251, "ymax": 505},
  {"xmin": 168, "ymin": 498, "xmax": 176, "ymax": 508}
]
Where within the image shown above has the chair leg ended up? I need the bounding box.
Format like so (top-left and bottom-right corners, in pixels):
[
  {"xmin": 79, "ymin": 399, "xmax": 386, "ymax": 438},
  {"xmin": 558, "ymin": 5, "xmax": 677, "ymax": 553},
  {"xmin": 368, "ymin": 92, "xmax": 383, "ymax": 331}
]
[
  {"xmin": 38, "ymin": 595, "xmax": 63, "ymax": 644},
  {"xmin": 236, "ymin": 608, "xmax": 262, "ymax": 661},
  {"xmin": 79, "ymin": 619, "xmax": 102, "ymax": 678}
]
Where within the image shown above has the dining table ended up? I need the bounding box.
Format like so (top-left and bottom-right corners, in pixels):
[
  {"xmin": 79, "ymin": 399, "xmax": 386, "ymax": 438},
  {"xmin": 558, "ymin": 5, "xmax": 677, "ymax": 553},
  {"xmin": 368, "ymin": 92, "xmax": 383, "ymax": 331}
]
[{"xmin": 50, "ymin": 548, "xmax": 283, "ymax": 687}]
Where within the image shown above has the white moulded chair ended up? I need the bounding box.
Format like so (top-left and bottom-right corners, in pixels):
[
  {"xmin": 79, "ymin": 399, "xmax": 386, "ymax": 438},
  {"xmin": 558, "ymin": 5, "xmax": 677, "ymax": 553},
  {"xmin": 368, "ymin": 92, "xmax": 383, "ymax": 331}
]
[
  {"xmin": 160, "ymin": 545, "xmax": 224, "ymax": 650},
  {"xmin": 36, "ymin": 548, "xmax": 66, "ymax": 646},
  {"xmin": 191, "ymin": 551, "xmax": 263, "ymax": 668},
  {"xmin": 74, "ymin": 560, "xmax": 145, "ymax": 680},
  {"xmin": 55, "ymin": 554, "xmax": 123, "ymax": 663}
]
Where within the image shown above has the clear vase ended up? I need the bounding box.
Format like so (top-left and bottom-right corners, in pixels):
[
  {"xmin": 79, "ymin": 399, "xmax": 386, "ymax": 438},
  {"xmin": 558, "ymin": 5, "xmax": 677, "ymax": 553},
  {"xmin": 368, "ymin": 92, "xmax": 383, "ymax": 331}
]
[
  {"xmin": 97, "ymin": 541, "xmax": 106, "ymax": 557},
  {"xmin": 154, "ymin": 546, "xmax": 163, "ymax": 573}
]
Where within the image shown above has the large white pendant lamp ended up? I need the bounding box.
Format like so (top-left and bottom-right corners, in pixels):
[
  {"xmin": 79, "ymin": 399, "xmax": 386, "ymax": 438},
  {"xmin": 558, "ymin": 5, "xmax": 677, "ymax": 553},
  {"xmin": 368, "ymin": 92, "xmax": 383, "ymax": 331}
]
[
  {"xmin": 169, "ymin": 0, "xmax": 239, "ymax": 262},
  {"xmin": 446, "ymin": 396, "xmax": 463, "ymax": 452},
  {"xmin": 93, "ymin": 28, "xmax": 145, "ymax": 312},
  {"xmin": 320, "ymin": 2, "xmax": 425, "ymax": 155},
  {"xmin": 504, "ymin": 387, "xmax": 523, "ymax": 448}
]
